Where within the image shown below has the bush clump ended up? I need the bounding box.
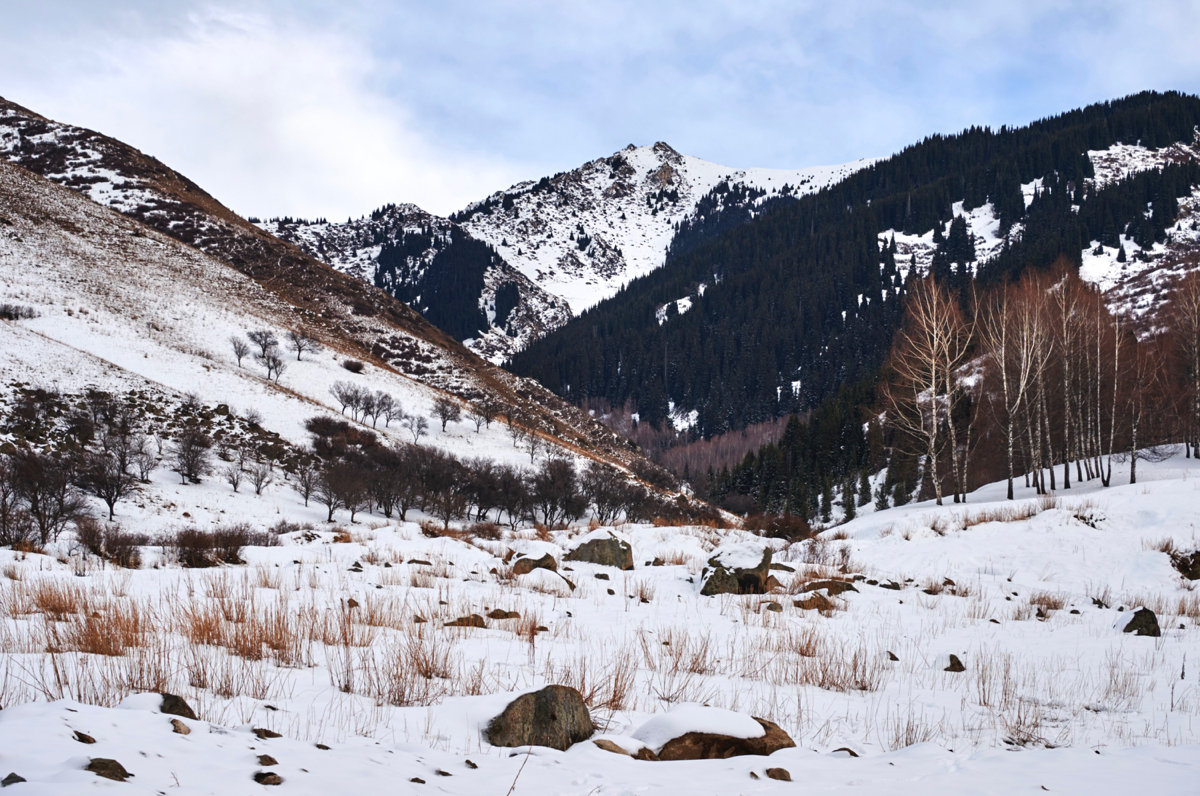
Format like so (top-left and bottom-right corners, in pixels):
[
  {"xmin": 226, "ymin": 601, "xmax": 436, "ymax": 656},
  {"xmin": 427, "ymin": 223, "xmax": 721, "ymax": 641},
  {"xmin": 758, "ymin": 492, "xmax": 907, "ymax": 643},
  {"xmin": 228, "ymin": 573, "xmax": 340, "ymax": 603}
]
[{"xmin": 165, "ymin": 523, "xmax": 277, "ymax": 567}]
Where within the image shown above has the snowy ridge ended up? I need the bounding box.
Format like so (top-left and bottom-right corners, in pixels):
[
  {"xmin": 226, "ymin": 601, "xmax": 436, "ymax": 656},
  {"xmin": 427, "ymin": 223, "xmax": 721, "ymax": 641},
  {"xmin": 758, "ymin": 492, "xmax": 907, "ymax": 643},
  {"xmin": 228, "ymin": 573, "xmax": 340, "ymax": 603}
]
[
  {"xmin": 263, "ymin": 142, "xmax": 872, "ymax": 362},
  {"xmin": 458, "ymin": 142, "xmax": 873, "ymax": 315}
]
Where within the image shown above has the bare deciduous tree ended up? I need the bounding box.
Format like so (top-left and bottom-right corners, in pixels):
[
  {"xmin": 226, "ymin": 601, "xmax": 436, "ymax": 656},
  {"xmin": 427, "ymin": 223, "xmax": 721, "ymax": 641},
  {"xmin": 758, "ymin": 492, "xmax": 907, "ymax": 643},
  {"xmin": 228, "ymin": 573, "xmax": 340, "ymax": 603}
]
[
  {"xmin": 246, "ymin": 330, "xmax": 278, "ymax": 359},
  {"xmin": 286, "ymin": 329, "xmax": 321, "ymax": 361},
  {"xmin": 402, "ymin": 413, "xmax": 429, "ymax": 443},
  {"xmin": 230, "ymin": 336, "xmax": 251, "ymax": 367},
  {"xmin": 432, "ymin": 397, "xmax": 461, "ymax": 432}
]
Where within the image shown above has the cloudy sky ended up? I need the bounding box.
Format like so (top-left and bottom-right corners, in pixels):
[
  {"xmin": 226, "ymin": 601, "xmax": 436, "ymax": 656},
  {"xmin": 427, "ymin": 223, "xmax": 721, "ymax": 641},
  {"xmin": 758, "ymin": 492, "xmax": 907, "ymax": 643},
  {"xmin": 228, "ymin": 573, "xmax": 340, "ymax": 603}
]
[{"xmin": 4, "ymin": 1, "xmax": 1199, "ymax": 219}]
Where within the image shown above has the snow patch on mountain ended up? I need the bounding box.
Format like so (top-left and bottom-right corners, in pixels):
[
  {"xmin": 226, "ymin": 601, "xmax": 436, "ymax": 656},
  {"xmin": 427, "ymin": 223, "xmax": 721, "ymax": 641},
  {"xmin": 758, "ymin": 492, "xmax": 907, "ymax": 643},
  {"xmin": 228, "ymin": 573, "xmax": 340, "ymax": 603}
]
[{"xmin": 459, "ymin": 142, "xmax": 873, "ymax": 316}]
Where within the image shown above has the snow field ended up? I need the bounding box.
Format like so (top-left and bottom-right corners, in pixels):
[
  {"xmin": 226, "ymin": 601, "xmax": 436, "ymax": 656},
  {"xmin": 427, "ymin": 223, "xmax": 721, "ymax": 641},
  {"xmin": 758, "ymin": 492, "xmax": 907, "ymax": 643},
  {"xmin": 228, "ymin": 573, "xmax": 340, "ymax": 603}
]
[{"xmin": 0, "ymin": 453, "xmax": 1199, "ymax": 792}]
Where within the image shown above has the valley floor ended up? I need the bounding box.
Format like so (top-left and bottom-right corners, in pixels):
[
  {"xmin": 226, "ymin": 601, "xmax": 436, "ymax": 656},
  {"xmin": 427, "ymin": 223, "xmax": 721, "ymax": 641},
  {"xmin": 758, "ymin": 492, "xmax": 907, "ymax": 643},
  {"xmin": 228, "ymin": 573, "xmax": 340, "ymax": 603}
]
[{"xmin": 1, "ymin": 451, "xmax": 1199, "ymax": 793}]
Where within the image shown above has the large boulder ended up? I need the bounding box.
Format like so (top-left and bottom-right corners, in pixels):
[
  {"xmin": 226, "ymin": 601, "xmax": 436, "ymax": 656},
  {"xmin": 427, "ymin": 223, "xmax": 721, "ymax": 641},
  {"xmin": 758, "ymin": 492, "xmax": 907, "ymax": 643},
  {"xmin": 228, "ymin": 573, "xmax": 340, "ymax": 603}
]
[
  {"xmin": 1122, "ymin": 607, "xmax": 1161, "ymax": 637},
  {"xmin": 632, "ymin": 705, "xmax": 794, "ymax": 761},
  {"xmin": 512, "ymin": 552, "xmax": 558, "ymax": 576},
  {"xmin": 1171, "ymin": 550, "xmax": 1200, "ymax": 580},
  {"xmin": 484, "ymin": 685, "xmax": 594, "ymax": 751},
  {"xmin": 700, "ymin": 544, "xmax": 772, "ymax": 595},
  {"xmin": 565, "ymin": 532, "xmax": 634, "ymax": 570}
]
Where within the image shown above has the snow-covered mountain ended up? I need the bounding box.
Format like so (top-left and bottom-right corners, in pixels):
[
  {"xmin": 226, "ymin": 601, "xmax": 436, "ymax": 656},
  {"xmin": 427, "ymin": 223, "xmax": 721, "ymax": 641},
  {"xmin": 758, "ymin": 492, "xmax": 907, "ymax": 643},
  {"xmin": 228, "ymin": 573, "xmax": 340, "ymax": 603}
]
[
  {"xmin": 263, "ymin": 142, "xmax": 873, "ymax": 362},
  {"xmin": 0, "ymin": 95, "xmax": 646, "ymax": 468}
]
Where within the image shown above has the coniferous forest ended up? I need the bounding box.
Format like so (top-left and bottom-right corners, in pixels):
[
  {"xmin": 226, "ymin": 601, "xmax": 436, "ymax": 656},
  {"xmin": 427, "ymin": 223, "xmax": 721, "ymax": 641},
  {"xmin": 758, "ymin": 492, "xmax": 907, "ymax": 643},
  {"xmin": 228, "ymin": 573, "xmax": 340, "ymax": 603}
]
[{"xmin": 507, "ymin": 91, "xmax": 1200, "ymax": 518}]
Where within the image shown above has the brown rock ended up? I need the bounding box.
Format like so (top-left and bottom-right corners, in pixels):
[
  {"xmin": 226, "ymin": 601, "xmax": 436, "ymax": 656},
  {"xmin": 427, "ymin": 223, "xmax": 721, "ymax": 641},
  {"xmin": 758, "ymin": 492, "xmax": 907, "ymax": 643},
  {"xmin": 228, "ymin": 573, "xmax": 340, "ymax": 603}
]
[
  {"xmin": 484, "ymin": 685, "xmax": 594, "ymax": 751},
  {"xmin": 1, "ymin": 773, "xmax": 26, "ymax": 787},
  {"xmin": 170, "ymin": 718, "xmax": 191, "ymax": 735},
  {"xmin": 257, "ymin": 755, "xmax": 278, "ymax": 766},
  {"xmin": 445, "ymin": 614, "xmax": 487, "ymax": 628},
  {"xmin": 633, "ymin": 747, "xmax": 660, "ymax": 761},
  {"xmin": 655, "ymin": 718, "xmax": 796, "ymax": 761},
  {"xmin": 765, "ymin": 602, "xmax": 783, "ymax": 613},
  {"xmin": 794, "ymin": 594, "xmax": 834, "ymax": 612},
  {"xmin": 253, "ymin": 727, "xmax": 282, "ymax": 739},
  {"xmin": 512, "ymin": 552, "xmax": 557, "ymax": 576},
  {"xmin": 253, "ymin": 771, "xmax": 283, "ymax": 785},
  {"xmin": 487, "ymin": 609, "xmax": 520, "ymax": 620},
  {"xmin": 86, "ymin": 758, "xmax": 131, "ymax": 782},
  {"xmin": 593, "ymin": 739, "xmax": 630, "ymax": 755},
  {"xmin": 73, "ymin": 730, "xmax": 96, "ymax": 744},
  {"xmin": 766, "ymin": 767, "xmax": 792, "ymax": 781},
  {"xmin": 945, "ymin": 654, "xmax": 966, "ymax": 672},
  {"xmin": 799, "ymin": 579, "xmax": 858, "ymax": 596},
  {"xmin": 160, "ymin": 693, "xmax": 198, "ymax": 720}
]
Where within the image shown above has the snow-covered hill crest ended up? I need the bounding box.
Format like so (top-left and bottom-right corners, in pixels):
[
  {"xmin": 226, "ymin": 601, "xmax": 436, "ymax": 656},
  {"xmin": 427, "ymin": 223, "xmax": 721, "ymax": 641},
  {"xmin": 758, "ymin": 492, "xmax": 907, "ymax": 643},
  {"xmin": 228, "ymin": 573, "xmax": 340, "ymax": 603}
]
[{"xmin": 0, "ymin": 96, "xmax": 649, "ymax": 468}]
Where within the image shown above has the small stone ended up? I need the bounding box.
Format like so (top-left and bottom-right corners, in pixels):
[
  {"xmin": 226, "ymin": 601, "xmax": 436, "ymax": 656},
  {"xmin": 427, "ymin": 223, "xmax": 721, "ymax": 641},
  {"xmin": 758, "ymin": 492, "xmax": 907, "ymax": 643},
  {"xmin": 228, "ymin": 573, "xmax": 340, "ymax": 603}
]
[
  {"xmin": 465, "ymin": 759, "xmax": 478, "ymax": 769},
  {"xmin": 257, "ymin": 755, "xmax": 278, "ymax": 766},
  {"xmin": 750, "ymin": 771, "xmax": 759, "ymax": 779},
  {"xmin": 435, "ymin": 769, "xmax": 451, "ymax": 777},
  {"xmin": 800, "ymin": 579, "xmax": 858, "ymax": 596},
  {"xmin": 594, "ymin": 573, "xmax": 610, "ymax": 580},
  {"xmin": 408, "ymin": 559, "xmax": 432, "ymax": 566},
  {"xmin": 766, "ymin": 767, "xmax": 792, "ymax": 781},
  {"xmin": 253, "ymin": 727, "xmax": 282, "ymax": 739},
  {"xmin": 347, "ymin": 597, "xmax": 360, "ymax": 609},
  {"xmin": 945, "ymin": 654, "xmax": 966, "ymax": 672},
  {"xmin": 1, "ymin": 773, "xmax": 26, "ymax": 787},
  {"xmin": 253, "ymin": 771, "xmax": 283, "ymax": 785},
  {"xmin": 633, "ymin": 747, "xmax": 659, "ymax": 761},
  {"xmin": 833, "ymin": 746, "xmax": 860, "ymax": 757},
  {"xmin": 879, "ymin": 580, "xmax": 902, "ymax": 590},
  {"xmin": 170, "ymin": 718, "xmax": 191, "ymax": 735},
  {"xmin": 86, "ymin": 758, "xmax": 131, "ymax": 782},
  {"xmin": 411, "ymin": 777, "xmax": 426, "ymax": 784},
  {"xmin": 887, "ymin": 651, "xmax": 899, "ymax": 662},
  {"xmin": 315, "ymin": 743, "xmax": 331, "ymax": 750},
  {"xmin": 765, "ymin": 602, "xmax": 783, "ymax": 612},
  {"xmin": 73, "ymin": 730, "xmax": 96, "ymax": 744},
  {"xmin": 607, "ymin": 588, "xmax": 615, "ymax": 595},
  {"xmin": 593, "ymin": 739, "xmax": 630, "ymax": 755}
]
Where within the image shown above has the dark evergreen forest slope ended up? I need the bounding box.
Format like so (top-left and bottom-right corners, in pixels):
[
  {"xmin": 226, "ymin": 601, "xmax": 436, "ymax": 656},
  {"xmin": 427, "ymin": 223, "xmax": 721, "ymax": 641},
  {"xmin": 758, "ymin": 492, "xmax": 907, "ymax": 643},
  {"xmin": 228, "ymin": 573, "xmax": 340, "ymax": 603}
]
[{"xmin": 508, "ymin": 92, "xmax": 1200, "ymax": 443}]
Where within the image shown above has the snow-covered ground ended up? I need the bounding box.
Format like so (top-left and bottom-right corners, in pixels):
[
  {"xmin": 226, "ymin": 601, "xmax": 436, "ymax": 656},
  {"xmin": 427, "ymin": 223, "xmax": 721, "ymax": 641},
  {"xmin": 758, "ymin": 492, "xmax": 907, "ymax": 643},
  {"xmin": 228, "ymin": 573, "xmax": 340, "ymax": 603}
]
[{"xmin": 1, "ymin": 446, "xmax": 1199, "ymax": 793}]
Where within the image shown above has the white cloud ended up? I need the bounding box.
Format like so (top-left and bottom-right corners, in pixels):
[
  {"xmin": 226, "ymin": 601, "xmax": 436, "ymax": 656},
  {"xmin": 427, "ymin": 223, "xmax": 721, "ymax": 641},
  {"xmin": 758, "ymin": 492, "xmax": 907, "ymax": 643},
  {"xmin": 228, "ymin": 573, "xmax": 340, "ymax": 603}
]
[{"xmin": 3, "ymin": 6, "xmax": 525, "ymax": 218}]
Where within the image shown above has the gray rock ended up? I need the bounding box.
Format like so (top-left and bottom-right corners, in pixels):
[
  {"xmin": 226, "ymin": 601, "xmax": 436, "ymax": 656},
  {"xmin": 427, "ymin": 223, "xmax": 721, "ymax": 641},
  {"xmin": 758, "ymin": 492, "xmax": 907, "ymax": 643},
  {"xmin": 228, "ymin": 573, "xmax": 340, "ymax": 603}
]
[
  {"xmin": 700, "ymin": 547, "xmax": 772, "ymax": 596},
  {"xmin": 485, "ymin": 685, "xmax": 594, "ymax": 751},
  {"xmin": 565, "ymin": 534, "xmax": 634, "ymax": 570}
]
